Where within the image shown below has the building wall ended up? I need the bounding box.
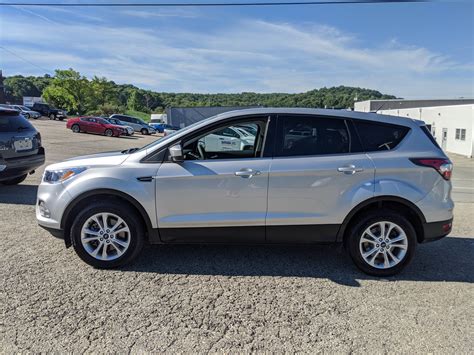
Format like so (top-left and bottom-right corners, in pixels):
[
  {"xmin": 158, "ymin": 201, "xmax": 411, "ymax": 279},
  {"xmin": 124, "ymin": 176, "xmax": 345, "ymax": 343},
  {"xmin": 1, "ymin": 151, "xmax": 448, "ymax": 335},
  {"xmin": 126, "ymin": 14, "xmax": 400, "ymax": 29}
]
[{"xmin": 380, "ymin": 105, "xmax": 474, "ymax": 158}]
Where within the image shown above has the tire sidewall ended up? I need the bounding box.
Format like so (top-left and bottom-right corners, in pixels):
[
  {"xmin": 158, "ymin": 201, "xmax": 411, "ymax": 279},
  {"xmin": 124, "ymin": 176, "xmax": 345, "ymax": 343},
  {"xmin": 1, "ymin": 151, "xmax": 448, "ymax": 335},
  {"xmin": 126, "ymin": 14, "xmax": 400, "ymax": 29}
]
[
  {"xmin": 70, "ymin": 202, "xmax": 144, "ymax": 268},
  {"xmin": 72, "ymin": 124, "xmax": 80, "ymax": 133},
  {"xmin": 141, "ymin": 128, "xmax": 148, "ymax": 135},
  {"xmin": 105, "ymin": 129, "xmax": 113, "ymax": 137},
  {"xmin": 348, "ymin": 212, "xmax": 416, "ymax": 277}
]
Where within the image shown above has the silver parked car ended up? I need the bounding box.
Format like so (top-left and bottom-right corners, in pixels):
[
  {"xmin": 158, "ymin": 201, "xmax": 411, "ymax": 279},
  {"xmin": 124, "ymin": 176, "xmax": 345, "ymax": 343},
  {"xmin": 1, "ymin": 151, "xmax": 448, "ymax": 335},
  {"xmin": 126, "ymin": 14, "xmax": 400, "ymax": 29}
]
[
  {"xmin": 36, "ymin": 108, "xmax": 453, "ymax": 276},
  {"xmin": 109, "ymin": 114, "xmax": 156, "ymax": 135},
  {"xmin": 10, "ymin": 105, "xmax": 42, "ymax": 119}
]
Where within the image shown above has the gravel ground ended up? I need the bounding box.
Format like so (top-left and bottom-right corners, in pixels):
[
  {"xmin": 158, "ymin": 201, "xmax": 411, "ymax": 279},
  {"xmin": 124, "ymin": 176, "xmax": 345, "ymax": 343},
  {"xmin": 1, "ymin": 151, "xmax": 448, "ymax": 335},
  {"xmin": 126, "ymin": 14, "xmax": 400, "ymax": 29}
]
[{"xmin": 1, "ymin": 119, "xmax": 473, "ymax": 353}]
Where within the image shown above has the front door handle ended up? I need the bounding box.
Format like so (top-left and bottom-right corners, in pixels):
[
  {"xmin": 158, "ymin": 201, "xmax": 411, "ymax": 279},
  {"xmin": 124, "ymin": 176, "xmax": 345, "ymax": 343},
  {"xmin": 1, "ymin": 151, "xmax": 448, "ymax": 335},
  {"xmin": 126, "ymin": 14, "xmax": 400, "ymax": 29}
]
[
  {"xmin": 337, "ymin": 165, "xmax": 364, "ymax": 175},
  {"xmin": 235, "ymin": 168, "xmax": 261, "ymax": 178}
]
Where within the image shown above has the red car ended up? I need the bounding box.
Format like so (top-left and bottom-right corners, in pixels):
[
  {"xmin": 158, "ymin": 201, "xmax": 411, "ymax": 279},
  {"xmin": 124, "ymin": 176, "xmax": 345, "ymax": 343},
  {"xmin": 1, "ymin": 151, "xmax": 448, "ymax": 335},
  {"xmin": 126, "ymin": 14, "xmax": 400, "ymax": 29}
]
[{"xmin": 67, "ymin": 116, "xmax": 127, "ymax": 137}]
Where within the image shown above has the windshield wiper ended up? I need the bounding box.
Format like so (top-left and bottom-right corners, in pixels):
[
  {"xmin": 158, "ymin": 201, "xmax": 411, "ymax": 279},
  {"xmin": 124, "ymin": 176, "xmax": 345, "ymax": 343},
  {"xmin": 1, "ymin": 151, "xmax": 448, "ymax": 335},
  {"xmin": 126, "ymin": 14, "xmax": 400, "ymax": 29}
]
[
  {"xmin": 17, "ymin": 126, "xmax": 31, "ymax": 131},
  {"xmin": 121, "ymin": 147, "xmax": 140, "ymax": 154}
]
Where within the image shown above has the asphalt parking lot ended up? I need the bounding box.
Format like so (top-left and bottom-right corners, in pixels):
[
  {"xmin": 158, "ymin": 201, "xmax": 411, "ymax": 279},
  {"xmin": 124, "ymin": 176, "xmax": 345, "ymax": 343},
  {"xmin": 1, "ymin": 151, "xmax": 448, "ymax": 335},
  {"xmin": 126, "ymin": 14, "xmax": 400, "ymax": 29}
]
[{"xmin": 1, "ymin": 119, "xmax": 473, "ymax": 353}]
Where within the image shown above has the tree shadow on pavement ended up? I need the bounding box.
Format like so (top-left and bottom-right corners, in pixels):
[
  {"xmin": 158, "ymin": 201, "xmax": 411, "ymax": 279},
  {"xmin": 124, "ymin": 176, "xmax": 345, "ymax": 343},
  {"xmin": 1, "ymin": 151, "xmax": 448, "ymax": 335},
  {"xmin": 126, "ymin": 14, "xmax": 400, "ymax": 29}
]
[
  {"xmin": 0, "ymin": 184, "xmax": 38, "ymax": 205},
  {"xmin": 123, "ymin": 236, "xmax": 474, "ymax": 286}
]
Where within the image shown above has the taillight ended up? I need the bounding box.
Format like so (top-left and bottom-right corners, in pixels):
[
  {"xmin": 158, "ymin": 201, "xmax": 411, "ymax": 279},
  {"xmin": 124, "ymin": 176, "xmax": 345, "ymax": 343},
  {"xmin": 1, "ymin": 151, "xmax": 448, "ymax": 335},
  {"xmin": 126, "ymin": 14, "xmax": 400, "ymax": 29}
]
[
  {"xmin": 410, "ymin": 158, "xmax": 453, "ymax": 180},
  {"xmin": 36, "ymin": 132, "xmax": 42, "ymax": 147}
]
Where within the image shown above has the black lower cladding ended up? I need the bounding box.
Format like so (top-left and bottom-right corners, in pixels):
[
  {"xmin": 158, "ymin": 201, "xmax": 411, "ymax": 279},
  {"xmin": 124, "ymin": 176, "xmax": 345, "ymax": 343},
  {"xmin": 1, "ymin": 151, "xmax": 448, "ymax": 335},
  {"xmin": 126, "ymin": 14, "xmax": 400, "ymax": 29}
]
[
  {"xmin": 422, "ymin": 218, "xmax": 453, "ymax": 243},
  {"xmin": 158, "ymin": 224, "xmax": 340, "ymax": 244},
  {"xmin": 38, "ymin": 224, "xmax": 64, "ymax": 239},
  {"xmin": 0, "ymin": 147, "xmax": 45, "ymax": 180}
]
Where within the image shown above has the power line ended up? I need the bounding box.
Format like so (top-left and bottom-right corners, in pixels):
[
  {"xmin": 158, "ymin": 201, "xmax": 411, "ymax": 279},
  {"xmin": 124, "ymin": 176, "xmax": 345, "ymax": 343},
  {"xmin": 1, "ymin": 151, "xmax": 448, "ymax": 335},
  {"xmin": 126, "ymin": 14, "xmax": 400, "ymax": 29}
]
[
  {"xmin": 0, "ymin": 1, "xmax": 429, "ymax": 7},
  {"xmin": 0, "ymin": 46, "xmax": 53, "ymax": 74}
]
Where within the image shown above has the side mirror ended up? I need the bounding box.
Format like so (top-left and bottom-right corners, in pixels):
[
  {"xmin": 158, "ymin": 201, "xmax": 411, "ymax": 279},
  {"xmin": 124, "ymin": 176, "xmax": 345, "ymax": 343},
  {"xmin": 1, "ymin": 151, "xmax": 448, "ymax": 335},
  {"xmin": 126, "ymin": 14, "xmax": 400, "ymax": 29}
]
[{"xmin": 169, "ymin": 144, "xmax": 184, "ymax": 163}]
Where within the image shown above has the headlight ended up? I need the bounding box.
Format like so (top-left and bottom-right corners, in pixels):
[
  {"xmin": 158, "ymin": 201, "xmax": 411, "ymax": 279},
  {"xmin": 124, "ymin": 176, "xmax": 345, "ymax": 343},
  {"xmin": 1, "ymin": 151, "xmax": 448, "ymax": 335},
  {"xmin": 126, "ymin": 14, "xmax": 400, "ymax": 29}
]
[{"xmin": 43, "ymin": 167, "xmax": 87, "ymax": 184}]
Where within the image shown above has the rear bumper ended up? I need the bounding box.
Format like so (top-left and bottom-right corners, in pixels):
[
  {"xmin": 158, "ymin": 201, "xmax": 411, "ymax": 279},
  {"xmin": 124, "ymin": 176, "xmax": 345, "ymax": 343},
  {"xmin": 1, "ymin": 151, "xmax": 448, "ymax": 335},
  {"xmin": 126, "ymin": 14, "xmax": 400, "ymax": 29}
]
[
  {"xmin": 421, "ymin": 218, "xmax": 453, "ymax": 243},
  {"xmin": 0, "ymin": 147, "xmax": 45, "ymax": 181}
]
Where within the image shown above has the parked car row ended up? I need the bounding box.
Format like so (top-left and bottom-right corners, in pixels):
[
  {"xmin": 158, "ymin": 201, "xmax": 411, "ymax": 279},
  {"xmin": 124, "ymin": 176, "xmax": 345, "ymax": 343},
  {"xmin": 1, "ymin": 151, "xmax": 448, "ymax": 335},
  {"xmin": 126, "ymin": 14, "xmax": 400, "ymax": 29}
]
[
  {"xmin": 1, "ymin": 102, "xmax": 67, "ymax": 120},
  {"xmin": 0, "ymin": 107, "xmax": 45, "ymax": 185}
]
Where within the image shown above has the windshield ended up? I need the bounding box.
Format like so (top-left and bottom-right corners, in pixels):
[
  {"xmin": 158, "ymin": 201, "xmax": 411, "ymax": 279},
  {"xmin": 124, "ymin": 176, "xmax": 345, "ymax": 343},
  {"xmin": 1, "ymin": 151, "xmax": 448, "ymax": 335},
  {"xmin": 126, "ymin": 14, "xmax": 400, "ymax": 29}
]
[{"xmin": 108, "ymin": 118, "xmax": 121, "ymax": 125}]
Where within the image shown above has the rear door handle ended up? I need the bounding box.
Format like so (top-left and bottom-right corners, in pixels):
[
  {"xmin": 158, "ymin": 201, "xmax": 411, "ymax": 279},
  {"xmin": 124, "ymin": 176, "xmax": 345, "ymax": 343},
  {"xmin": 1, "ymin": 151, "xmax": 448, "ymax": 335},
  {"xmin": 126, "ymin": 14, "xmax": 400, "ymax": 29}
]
[
  {"xmin": 235, "ymin": 168, "xmax": 261, "ymax": 178},
  {"xmin": 337, "ymin": 165, "xmax": 364, "ymax": 175}
]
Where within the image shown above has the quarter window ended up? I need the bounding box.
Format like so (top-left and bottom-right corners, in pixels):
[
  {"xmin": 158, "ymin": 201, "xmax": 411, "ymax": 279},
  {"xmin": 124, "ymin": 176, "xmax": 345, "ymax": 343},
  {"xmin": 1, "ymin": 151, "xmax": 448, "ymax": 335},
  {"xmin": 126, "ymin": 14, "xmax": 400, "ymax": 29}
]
[
  {"xmin": 275, "ymin": 115, "xmax": 350, "ymax": 157},
  {"xmin": 354, "ymin": 121, "xmax": 409, "ymax": 151}
]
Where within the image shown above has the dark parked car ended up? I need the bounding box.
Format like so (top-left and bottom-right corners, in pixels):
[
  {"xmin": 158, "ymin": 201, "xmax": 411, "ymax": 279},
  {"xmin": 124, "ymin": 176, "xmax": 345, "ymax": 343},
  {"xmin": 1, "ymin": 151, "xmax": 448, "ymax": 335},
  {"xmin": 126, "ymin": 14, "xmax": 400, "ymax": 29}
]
[
  {"xmin": 0, "ymin": 108, "xmax": 45, "ymax": 185},
  {"xmin": 28, "ymin": 103, "xmax": 67, "ymax": 121},
  {"xmin": 66, "ymin": 116, "xmax": 128, "ymax": 137}
]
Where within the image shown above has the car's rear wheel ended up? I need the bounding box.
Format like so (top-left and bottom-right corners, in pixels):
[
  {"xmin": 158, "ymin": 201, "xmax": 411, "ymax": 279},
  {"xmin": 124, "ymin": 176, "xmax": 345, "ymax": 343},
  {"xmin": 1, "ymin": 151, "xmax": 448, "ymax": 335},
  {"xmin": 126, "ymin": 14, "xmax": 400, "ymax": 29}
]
[
  {"xmin": 1, "ymin": 174, "xmax": 28, "ymax": 185},
  {"xmin": 70, "ymin": 201, "xmax": 144, "ymax": 268},
  {"xmin": 347, "ymin": 211, "xmax": 416, "ymax": 276},
  {"xmin": 49, "ymin": 113, "xmax": 56, "ymax": 120},
  {"xmin": 71, "ymin": 124, "xmax": 80, "ymax": 133},
  {"xmin": 105, "ymin": 129, "xmax": 113, "ymax": 137},
  {"xmin": 140, "ymin": 128, "xmax": 149, "ymax": 135}
]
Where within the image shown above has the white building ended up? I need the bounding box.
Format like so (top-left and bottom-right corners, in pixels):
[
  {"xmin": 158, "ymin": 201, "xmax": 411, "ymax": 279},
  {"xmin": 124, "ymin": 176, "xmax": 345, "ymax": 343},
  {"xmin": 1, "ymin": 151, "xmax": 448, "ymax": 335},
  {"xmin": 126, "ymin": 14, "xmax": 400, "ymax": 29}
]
[{"xmin": 355, "ymin": 99, "xmax": 474, "ymax": 158}]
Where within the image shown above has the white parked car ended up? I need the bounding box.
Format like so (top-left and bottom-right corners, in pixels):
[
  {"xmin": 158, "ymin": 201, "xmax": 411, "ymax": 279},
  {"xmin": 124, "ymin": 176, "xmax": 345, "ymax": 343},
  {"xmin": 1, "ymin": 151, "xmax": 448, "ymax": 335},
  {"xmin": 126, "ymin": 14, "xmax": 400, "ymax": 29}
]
[{"xmin": 200, "ymin": 125, "xmax": 256, "ymax": 152}]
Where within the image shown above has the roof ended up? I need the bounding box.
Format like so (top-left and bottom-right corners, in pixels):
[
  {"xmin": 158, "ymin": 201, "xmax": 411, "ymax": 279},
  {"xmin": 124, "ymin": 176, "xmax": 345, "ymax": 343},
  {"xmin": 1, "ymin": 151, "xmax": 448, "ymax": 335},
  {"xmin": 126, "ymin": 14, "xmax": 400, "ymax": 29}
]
[
  {"xmin": 197, "ymin": 107, "xmax": 424, "ymax": 128},
  {"xmin": 356, "ymin": 98, "xmax": 474, "ymax": 111}
]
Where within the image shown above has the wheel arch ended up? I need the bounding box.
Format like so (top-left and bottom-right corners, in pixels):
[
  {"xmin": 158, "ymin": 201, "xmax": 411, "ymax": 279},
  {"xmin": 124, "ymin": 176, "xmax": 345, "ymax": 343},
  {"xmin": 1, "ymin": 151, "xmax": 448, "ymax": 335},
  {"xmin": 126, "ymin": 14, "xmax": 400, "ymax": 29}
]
[
  {"xmin": 61, "ymin": 188, "xmax": 156, "ymax": 247},
  {"xmin": 337, "ymin": 196, "xmax": 426, "ymax": 244}
]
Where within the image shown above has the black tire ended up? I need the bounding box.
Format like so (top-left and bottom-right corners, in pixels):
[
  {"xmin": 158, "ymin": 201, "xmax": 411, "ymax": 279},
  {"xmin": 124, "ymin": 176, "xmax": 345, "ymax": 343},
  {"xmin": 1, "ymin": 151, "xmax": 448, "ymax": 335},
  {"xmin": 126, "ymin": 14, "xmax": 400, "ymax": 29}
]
[
  {"xmin": 24, "ymin": 113, "xmax": 30, "ymax": 119},
  {"xmin": 1, "ymin": 174, "xmax": 28, "ymax": 185},
  {"xmin": 347, "ymin": 210, "xmax": 416, "ymax": 277},
  {"xmin": 49, "ymin": 113, "xmax": 56, "ymax": 120},
  {"xmin": 105, "ymin": 129, "xmax": 113, "ymax": 137},
  {"xmin": 140, "ymin": 128, "xmax": 149, "ymax": 135},
  {"xmin": 71, "ymin": 124, "xmax": 80, "ymax": 133},
  {"xmin": 70, "ymin": 200, "xmax": 144, "ymax": 268},
  {"xmin": 58, "ymin": 117, "xmax": 64, "ymax": 121}
]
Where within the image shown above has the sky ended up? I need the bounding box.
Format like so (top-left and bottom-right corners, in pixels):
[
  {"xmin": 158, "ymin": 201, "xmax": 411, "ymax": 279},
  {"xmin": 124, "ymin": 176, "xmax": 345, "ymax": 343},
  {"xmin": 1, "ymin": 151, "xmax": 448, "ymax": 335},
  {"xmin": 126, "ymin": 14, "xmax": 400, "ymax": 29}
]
[{"xmin": 1, "ymin": 0, "xmax": 473, "ymax": 98}]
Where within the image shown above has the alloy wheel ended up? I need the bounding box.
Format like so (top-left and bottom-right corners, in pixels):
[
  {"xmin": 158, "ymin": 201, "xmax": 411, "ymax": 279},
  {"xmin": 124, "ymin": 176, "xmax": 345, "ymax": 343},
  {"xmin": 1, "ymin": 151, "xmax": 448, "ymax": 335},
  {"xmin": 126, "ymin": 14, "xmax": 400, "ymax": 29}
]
[
  {"xmin": 81, "ymin": 212, "xmax": 131, "ymax": 261},
  {"xmin": 359, "ymin": 221, "xmax": 408, "ymax": 269}
]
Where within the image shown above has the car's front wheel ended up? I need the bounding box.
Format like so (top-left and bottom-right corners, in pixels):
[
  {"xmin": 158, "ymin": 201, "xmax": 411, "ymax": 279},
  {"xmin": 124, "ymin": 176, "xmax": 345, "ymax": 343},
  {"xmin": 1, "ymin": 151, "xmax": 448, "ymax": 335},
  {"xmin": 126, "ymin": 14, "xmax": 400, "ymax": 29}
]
[
  {"xmin": 347, "ymin": 211, "xmax": 416, "ymax": 276},
  {"xmin": 140, "ymin": 128, "xmax": 149, "ymax": 135},
  {"xmin": 70, "ymin": 201, "xmax": 144, "ymax": 268},
  {"xmin": 105, "ymin": 129, "xmax": 113, "ymax": 137},
  {"xmin": 71, "ymin": 124, "xmax": 80, "ymax": 133},
  {"xmin": 49, "ymin": 113, "xmax": 56, "ymax": 120}
]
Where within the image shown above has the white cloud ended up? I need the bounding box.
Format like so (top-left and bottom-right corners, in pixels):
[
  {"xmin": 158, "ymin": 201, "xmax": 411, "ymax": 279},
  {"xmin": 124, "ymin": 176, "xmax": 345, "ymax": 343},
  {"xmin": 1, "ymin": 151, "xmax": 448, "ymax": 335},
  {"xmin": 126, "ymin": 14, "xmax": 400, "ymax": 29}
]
[{"xmin": 1, "ymin": 13, "xmax": 472, "ymax": 98}]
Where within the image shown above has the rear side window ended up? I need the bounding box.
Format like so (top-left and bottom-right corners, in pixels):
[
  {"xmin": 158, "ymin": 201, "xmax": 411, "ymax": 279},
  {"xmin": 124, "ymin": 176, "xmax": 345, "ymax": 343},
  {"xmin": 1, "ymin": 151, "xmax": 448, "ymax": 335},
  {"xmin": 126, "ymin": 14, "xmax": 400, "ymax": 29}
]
[
  {"xmin": 354, "ymin": 121, "xmax": 409, "ymax": 151},
  {"xmin": 0, "ymin": 114, "xmax": 34, "ymax": 132},
  {"xmin": 275, "ymin": 115, "xmax": 350, "ymax": 157}
]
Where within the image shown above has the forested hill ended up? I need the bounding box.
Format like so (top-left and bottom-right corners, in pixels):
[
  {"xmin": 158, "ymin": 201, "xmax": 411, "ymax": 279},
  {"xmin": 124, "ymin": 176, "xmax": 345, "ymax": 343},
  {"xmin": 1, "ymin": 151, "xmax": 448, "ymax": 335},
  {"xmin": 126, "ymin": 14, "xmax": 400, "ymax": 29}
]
[{"xmin": 4, "ymin": 70, "xmax": 397, "ymax": 115}]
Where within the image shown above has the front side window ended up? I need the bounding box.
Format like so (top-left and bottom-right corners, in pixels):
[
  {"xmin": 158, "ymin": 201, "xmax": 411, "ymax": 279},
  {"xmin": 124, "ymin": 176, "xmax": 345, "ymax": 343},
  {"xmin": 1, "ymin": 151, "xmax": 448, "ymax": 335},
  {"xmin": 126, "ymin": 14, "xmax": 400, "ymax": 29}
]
[
  {"xmin": 275, "ymin": 115, "xmax": 350, "ymax": 157},
  {"xmin": 181, "ymin": 118, "xmax": 266, "ymax": 160},
  {"xmin": 354, "ymin": 121, "xmax": 409, "ymax": 151}
]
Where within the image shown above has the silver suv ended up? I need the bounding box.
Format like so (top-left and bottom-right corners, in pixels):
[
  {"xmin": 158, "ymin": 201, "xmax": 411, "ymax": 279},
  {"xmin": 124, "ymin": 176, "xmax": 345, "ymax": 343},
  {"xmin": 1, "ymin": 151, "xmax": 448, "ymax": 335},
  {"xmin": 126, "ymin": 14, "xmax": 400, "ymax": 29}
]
[{"xmin": 36, "ymin": 108, "xmax": 454, "ymax": 276}]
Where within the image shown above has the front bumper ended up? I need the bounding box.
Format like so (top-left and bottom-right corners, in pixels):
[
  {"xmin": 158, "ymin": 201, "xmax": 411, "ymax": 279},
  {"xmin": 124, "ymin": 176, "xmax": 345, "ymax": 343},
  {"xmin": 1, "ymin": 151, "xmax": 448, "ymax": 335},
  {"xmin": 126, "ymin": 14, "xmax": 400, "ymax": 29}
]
[
  {"xmin": 421, "ymin": 218, "xmax": 453, "ymax": 243},
  {"xmin": 0, "ymin": 147, "xmax": 45, "ymax": 181}
]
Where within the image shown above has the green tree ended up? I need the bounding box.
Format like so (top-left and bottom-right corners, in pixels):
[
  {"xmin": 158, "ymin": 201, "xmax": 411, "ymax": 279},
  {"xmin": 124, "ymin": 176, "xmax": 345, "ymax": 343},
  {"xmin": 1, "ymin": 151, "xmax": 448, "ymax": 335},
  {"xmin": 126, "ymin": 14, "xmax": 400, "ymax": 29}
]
[
  {"xmin": 42, "ymin": 69, "xmax": 92, "ymax": 114},
  {"xmin": 127, "ymin": 89, "xmax": 146, "ymax": 112}
]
